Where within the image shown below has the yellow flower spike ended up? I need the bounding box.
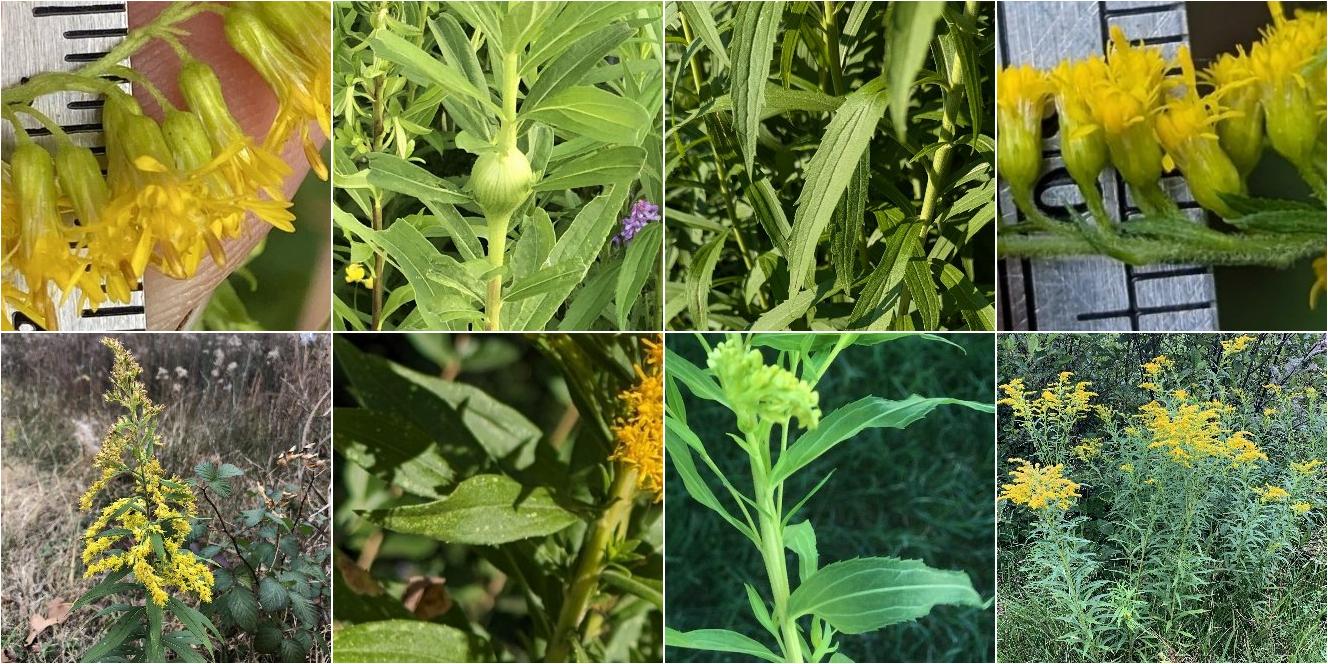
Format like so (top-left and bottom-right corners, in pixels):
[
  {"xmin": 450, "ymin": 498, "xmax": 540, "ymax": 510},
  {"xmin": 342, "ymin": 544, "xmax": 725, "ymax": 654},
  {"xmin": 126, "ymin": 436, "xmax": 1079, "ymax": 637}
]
[
  {"xmin": 611, "ymin": 336, "xmax": 664, "ymax": 501},
  {"xmin": 997, "ymin": 378, "xmax": 1032, "ymax": 419},
  {"xmin": 1249, "ymin": 7, "xmax": 1327, "ymax": 167},
  {"xmin": 1049, "ymin": 57, "xmax": 1110, "ymax": 195},
  {"xmin": 223, "ymin": 7, "xmax": 330, "ymax": 180},
  {"xmin": 996, "ymin": 65, "xmax": 1052, "ymax": 195},
  {"xmin": 1255, "ymin": 484, "xmax": 1290, "ymax": 502},
  {"xmin": 1092, "ymin": 26, "xmax": 1171, "ymax": 211},
  {"xmin": 1292, "ymin": 459, "xmax": 1324, "ymax": 475},
  {"xmin": 1220, "ymin": 335, "xmax": 1255, "ymax": 358},
  {"xmin": 8, "ymin": 142, "xmax": 90, "ymax": 329},
  {"xmin": 1292, "ymin": 501, "xmax": 1312, "ymax": 514},
  {"xmin": 1153, "ymin": 46, "xmax": 1245, "ymax": 217},
  {"xmin": 999, "ymin": 458, "xmax": 1081, "ymax": 511},
  {"xmin": 1203, "ymin": 51, "xmax": 1265, "ymax": 176}
]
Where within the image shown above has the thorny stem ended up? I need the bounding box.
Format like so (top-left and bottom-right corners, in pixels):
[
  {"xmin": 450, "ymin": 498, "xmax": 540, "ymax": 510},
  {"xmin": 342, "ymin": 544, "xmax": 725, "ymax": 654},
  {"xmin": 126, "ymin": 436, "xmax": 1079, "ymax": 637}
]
[
  {"xmin": 369, "ymin": 74, "xmax": 387, "ymax": 330},
  {"xmin": 545, "ymin": 465, "xmax": 639, "ymax": 662}
]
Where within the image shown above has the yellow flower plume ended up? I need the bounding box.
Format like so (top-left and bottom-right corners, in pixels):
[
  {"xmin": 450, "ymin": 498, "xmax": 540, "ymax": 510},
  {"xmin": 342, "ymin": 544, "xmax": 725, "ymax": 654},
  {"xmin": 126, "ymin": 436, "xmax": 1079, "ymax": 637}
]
[{"xmin": 611, "ymin": 336, "xmax": 664, "ymax": 501}]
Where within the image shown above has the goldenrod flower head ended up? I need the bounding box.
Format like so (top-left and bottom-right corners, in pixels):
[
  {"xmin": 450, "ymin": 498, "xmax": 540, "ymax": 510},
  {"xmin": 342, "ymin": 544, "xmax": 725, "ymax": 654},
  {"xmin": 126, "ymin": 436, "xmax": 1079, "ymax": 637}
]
[
  {"xmin": 177, "ymin": 59, "xmax": 292, "ymax": 198},
  {"xmin": 1120, "ymin": 463, "xmax": 1135, "ymax": 473},
  {"xmin": 1255, "ymin": 484, "xmax": 1290, "ymax": 502},
  {"xmin": 1154, "ymin": 47, "xmax": 1245, "ymax": 216},
  {"xmin": 1141, "ymin": 396, "xmax": 1266, "ymax": 468},
  {"xmin": 1292, "ymin": 459, "xmax": 1324, "ymax": 475},
  {"xmin": 1263, "ymin": 407, "xmax": 1277, "ymax": 416},
  {"xmin": 344, "ymin": 262, "xmax": 374, "ymax": 289},
  {"xmin": 996, "ymin": 65, "xmax": 1051, "ymax": 193},
  {"xmin": 1093, "ymin": 26, "xmax": 1169, "ymax": 189},
  {"xmin": 1249, "ymin": 6, "xmax": 1327, "ymax": 165},
  {"xmin": 611, "ymin": 336, "xmax": 664, "ymax": 501},
  {"xmin": 1292, "ymin": 501, "xmax": 1312, "ymax": 514},
  {"xmin": 997, "ymin": 378, "xmax": 1032, "ymax": 419},
  {"xmin": 1203, "ymin": 50, "xmax": 1265, "ymax": 175},
  {"xmin": 1049, "ymin": 57, "xmax": 1110, "ymax": 187},
  {"xmin": 1143, "ymin": 354, "xmax": 1173, "ymax": 376},
  {"xmin": 224, "ymin": 6, "xmax": 331, "ymax": 180},
  {"xmin": 1172, "ymin": 388, "xmax": 1189, "ymax": 400},
  {"xmin": 999, "ymin": 458, "xmax": 1081, "ymax": 511},
  {"xmin": 1073, "ymin": 437, "xmax": 1103, "ymax": 461},
  {"xmin": 6, "ymin": 142, "xmax": 92, "ymax": 329},
  {"xmin": 1221, "ymin": 335, "xmax": 1255, "ymax": 358},
  {"xmin": 707, "ymin": 339, "xmax": 820, "ymax": 431}
]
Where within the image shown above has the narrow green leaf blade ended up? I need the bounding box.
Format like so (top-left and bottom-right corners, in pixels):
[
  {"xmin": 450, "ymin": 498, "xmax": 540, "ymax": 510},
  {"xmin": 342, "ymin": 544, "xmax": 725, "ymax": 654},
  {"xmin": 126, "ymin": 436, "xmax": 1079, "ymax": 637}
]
[
  {"xmin": 524, "ymin": 86, "xmax": 651, "ymax": 146},
  {"xmin": 788, "ymin": 557, "xmax": 983, "ymax": 633},
  {"xmin": 665, "ymin": 627, "xmax": 782, "ymax": 663},
  {"xmin": 770, "ymin": 395, "xmax": 994, "ymax": 485},
  {"xmin": 363, "ymin": 474, "xmax": 578, "ymax": 545},
  {"xmin": 785, "ymin": 520, "xmax": 819, "ymax": 584},
  {"xmin": 787, "ymin": 78, "xmax": 889, "ymax": 297},
  {"xmin": 615, "ymin": 221, "xmax": 663, "ymax": 329},
  {"xmin": 686, "ymin": 230, "xmax": 728, "ymax": 329},
  {"xmin": 679, "ymin": 2, "xmax": 730, "ymax": 70},
  {"xmin": 730, "ymin": 1, "xmax": 786, "ymax": 172},
  {"xmin": 885, "ymin": 1, "xmax": 945, "ymax": 139}
]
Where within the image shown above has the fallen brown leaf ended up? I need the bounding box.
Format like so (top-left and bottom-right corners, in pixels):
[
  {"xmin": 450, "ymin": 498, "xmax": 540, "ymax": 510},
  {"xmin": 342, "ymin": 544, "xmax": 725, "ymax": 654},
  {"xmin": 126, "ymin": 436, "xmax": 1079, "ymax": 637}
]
[
  {"xmin": 402, "ymin": 576, "xmax": 451, "ymax": 620},
  {"xmin": 25, "ymin": 598, "xmax": 72, "ymax": 646}
]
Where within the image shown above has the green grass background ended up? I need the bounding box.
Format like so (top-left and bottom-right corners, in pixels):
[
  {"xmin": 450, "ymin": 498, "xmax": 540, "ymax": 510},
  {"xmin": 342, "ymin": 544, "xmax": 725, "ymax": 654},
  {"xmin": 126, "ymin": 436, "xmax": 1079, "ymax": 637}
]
[{"xmin": 664, "ymin": 333, "xmax": 995, "ymax": 663}]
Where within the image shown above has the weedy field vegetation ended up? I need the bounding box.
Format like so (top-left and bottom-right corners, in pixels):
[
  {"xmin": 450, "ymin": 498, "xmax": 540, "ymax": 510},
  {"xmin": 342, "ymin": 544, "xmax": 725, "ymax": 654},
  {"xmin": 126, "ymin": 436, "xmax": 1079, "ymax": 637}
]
[
  {"xmin": 666, "ymin": 1, "xmax": 995, "ymax": 331},
  {"xmin": 996, "ymin": 334, "xmax": 1327, "ymax": 663},
  {"xmin": 333, "ymin": 1, "xmax": 665, "ymax": 331},
  {"xmin": 331, "ymin": 334, "xmax": 662, "ymax": 662},
  {"xmin": 1, "ymin": 335, "xmax": 332, "ymax": 663},
  {"xmin": 664, "ymin": 333, "xmax": 994, "ymax": 663}
]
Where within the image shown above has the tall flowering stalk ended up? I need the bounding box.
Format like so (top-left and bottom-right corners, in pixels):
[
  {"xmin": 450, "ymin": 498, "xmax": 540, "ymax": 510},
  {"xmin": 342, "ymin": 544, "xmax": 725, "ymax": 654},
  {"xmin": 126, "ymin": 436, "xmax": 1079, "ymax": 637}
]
[
  {"xmin": 1, "ymin": 2, "xmax": 330, "ymax": 330},
  {"xmin": 73, "ymin": 338, "xmax": 218, "ymax": 661},
  {"xmin": 546, "ymin": 334, "xmax": 663, "ymax": 662}
]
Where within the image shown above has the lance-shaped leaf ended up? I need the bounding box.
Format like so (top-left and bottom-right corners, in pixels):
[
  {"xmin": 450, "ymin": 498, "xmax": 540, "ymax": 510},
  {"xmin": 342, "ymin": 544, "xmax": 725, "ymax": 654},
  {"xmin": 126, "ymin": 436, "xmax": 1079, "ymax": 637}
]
[
  {"xmin": 665, "ymin": 627, "xmax": 782, "ymax": 663},
  {"xmin": 788, "ymin": 557, "xmax": 983, "ymax": 634},
  {"xmin": 884, "ymin": 1, "xmax": 945, "ymax": 140},
  {"xmin": 769, "ymin": 394, "xmax": 994, "ymax": 485},
  {"xmin": 730, "ymin": 1, "xmax": 785, "ymax": 172},
  {"xmin": 786, "ymin": 78, "xmax": 889, "ymax": 297},
  {"xmin": 363, "ymin": 474, "xmax": 578, "ymax": 545}
]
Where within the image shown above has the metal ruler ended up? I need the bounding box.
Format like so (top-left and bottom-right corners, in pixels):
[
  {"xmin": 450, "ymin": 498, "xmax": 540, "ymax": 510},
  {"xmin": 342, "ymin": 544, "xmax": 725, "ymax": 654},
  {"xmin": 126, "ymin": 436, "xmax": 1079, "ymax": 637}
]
[
  {"xmin": 1, "ymin": 1, "xmax": 146, "ymax": 331},
  {"xmin": 997, "ymin": 1, "xmax": 1219, "ymax": 331}
]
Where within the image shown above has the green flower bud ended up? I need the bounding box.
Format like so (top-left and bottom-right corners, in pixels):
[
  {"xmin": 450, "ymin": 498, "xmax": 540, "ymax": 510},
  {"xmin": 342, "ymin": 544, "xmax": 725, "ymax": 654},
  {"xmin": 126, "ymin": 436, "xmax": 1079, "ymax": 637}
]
[
  {"xmin": 162, "ymin": 110, "xmax": 214, "ymax": 173},
  {"xmin": 55, "ymin": 143, "xmax": 108, "ymax": 226},
  {"xmin": 470, "ymin": 144, "xmax": 532, "ymax": 220}
]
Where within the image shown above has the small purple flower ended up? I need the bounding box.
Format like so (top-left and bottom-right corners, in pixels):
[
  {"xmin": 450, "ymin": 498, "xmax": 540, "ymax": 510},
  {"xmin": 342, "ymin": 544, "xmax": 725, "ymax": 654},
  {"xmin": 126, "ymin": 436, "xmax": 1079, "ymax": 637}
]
[{"xmin": 613, "ymin": 199, "xmax": 661, "ymax": 246}]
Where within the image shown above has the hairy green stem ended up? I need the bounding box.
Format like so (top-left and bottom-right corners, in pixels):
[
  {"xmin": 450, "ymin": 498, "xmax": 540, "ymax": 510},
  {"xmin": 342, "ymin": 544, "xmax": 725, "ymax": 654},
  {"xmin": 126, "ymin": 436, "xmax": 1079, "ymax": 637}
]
[
  {"xmin": 485, "ymin": 211, "xmax": 510, "ymax": 331},
  {"xmin": 545, "ymin": 466, "xmax": 638, "ymax": 662},
  {"xmin": 748, "ymin": 431, "xmax": 802, "ymax": 663},
  {"xmin": 998, "ymin": 227, "xmax": 1323, "ymax": 267},
  {"xmin": 370, "ymin": 75, "xmax": 387, "ymax": 330}
]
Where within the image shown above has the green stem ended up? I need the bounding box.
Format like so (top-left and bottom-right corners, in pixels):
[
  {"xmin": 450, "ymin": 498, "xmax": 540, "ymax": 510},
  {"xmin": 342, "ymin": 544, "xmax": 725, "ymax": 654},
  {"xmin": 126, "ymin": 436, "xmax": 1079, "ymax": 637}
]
[
  {"xmin": 998, "ymin": 227, "xmax": 1324, "ymax": 267},
  {"xmin": 748, "ymin": 432, "xmax": 802, "ymax": 664},
  {"xmin": 485, "ymin": 211, "xmax": 510, "ymax": 331},
  {"xmin": 545, "ymin": 466, "xmax": 638, "ymax": 662},
  {"xmin": 370, "ymin": 75, "xmax": 386, "ymax": 330}
]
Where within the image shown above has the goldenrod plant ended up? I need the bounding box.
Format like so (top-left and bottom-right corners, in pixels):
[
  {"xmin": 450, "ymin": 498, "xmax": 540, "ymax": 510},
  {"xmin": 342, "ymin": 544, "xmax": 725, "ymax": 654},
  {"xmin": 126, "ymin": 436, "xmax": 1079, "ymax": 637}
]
[
  {"xmin": 665, "ymin": 334, "xmax": 994, "ymax": 663},
  {"xmin": 73, "ymin": 338, "xmax": 219, "ymax": 662},
  {"xmin": 332, "ymin": 2, "xmax": 664, "ymax": 331},
  {"xmin": 331, "ymin": 334, "xmax": 662, "ymax": 662},
  {"xmin": 666, "ymin": 1, "xmax": 996, "ymax": 331},
  {"xmin": 0, "ymin": 2, "xmax": 330, "ymax": 330},
  {"xmin": 998, "ymin": 3, "xmax": 1327, "ymax": 281},
  {"xmin": 997, "ymin": 334, "xmax": 1327, "ymax": 662}
]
